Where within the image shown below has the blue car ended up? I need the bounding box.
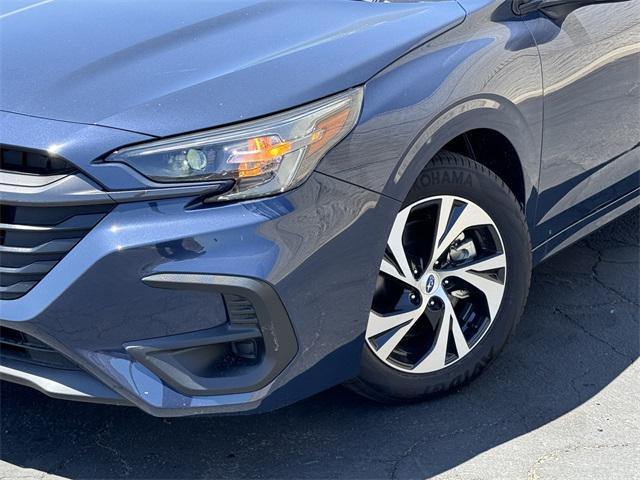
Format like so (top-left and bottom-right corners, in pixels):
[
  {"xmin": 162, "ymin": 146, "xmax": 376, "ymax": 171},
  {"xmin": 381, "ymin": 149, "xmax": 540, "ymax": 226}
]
[{"xmin": 0, "ymin": 0, "xmax": 638, "ymax": 416}]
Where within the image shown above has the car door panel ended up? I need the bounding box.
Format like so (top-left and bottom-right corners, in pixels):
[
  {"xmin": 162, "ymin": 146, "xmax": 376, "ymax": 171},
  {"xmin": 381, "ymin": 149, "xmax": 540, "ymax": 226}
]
[{"xmin": 526, "ymin": 2, "xmax": 640, "ymax": 244}]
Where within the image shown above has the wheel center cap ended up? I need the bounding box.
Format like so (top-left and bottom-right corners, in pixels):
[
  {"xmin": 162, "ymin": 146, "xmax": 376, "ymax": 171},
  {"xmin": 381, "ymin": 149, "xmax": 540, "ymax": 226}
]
[{"xmin": 422, "ymin": 272, "xmax": 440, "ymax": 294}]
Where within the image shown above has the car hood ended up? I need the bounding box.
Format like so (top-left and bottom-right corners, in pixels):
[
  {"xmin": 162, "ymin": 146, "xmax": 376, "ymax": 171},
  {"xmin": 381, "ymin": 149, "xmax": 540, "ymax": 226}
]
[{"xmin": 0, "ymin": 0, "xmax": 464, "ymax": 137}]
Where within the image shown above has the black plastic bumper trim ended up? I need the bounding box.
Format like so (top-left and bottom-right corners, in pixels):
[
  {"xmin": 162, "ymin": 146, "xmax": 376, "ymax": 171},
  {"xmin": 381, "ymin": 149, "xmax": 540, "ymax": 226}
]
[{"xmin": 131, "ymin": 273, "xmax": 298, "ymax": 396}]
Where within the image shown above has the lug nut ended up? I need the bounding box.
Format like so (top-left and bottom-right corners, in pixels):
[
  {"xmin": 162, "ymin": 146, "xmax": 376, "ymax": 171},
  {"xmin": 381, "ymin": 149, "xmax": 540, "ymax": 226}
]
[
  {"xmin": 427, "ymin": 296, "xmax": 444, "ymax": 311},
  {"xmin": 409, "ymin": 293, "xmax": 420, "ymax": 305}
]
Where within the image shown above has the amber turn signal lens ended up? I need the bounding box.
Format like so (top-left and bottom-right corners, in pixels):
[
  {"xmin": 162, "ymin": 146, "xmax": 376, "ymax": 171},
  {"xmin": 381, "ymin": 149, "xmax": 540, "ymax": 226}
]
[
  {"xmin": 234, "ymin": 136, "xmax": 291, "ymax": 178},
  {"xmin": 306, "ymin": 107, "xmax": 351, "ymax": 157}
]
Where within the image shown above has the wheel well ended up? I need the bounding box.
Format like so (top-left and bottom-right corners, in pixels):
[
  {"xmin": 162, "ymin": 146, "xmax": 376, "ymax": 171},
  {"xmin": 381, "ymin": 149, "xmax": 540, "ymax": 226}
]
[{"xmin": 442, "ymin": 129, "xmax": 525, "ymax": 207}]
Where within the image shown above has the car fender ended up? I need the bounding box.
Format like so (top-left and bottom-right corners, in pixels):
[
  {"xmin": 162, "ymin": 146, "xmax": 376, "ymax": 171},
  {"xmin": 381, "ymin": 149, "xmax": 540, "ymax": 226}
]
[{"xmin": 317, "ymin": 1, "xmax": 543, "ymax": 224}]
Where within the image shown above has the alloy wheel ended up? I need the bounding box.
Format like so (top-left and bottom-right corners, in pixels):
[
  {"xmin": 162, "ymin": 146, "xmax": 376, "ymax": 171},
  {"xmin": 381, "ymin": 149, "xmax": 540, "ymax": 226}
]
[{"xmin": 366, "ymin": 195, "xmax": 507, "ymax": 373}]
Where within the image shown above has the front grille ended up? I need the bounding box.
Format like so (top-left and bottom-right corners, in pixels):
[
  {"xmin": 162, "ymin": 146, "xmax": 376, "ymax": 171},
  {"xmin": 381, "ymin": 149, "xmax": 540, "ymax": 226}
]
[
  {"xmin": 1, "ymin": 145, "xmax": 76, "ymax": 176},
  {"xmin": 0, "ymin": 203, "xmax": 113, "ymax": 299},
  {"xmin": 0, "ymin": 326, "xmax": 79, "ymax": 370}
]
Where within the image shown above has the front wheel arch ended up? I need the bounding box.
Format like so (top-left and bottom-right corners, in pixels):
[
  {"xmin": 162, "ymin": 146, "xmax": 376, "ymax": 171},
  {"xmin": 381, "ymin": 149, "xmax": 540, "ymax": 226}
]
[{"xmin": 382, "ymin": 96, "xmax": 538, "ymax": 215}]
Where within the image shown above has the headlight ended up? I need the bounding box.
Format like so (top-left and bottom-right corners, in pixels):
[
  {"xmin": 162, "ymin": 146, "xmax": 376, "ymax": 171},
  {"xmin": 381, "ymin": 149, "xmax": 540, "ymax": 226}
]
[{"xmin": 105, "ymin": 88, "xmax": 363, "ymax": 201}]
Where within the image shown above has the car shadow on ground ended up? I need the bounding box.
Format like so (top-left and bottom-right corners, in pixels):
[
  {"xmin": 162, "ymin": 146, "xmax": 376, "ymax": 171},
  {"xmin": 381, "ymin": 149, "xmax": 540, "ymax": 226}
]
[{"xmin": 1, "ymin": 210, "xmax": 638, "ymax": 479}]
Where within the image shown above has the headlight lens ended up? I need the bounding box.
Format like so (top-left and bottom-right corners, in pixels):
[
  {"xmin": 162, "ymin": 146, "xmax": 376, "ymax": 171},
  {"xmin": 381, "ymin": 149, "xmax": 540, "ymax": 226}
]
[{"xmin": 105, "ymin": 88, "xmax": 363, "ymax": 201}]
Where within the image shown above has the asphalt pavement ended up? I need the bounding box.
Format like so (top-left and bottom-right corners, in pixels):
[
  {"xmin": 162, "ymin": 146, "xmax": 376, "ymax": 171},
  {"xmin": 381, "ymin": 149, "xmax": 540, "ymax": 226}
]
[{"xmin": 1, "ymin": 209, "xmax": 638, "ymax": 480}]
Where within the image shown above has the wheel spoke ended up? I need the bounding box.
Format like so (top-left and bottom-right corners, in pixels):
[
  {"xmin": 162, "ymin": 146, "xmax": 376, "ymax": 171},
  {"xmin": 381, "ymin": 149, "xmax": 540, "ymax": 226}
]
[
  {"xmin": 412, "ymin": 290, "xmax": 452, "ymax": 373},
  {"xmin": 368, "ymin": 308, "xmax": 423, "ymax": 359},
  {"xmin": 380, "ymin": 257, "xmax": 412, "ymax": 286},
  {"xmin": 443, "ymin": 253, "xmax": 506, "ymax": 276},
  {"xmin": 433, "ymin": 196, "xmax": 454, "ymax": 258},
  {"xmin": 446, "ymin": 267, "xmax": 505, "ymax": 319},
  {"xmin": 464, "ymin": 253, "xmax": 506, "ymax": 273},
  {"xmin": 374, "ymin": 320, "xmax": 415, "ymax": 360},
  {"xmin": 445, "ymin": 295, "xmax": 470, "ymax": 357},
  {"xmin": 429, "ymin": 199, "xmax": 494, "ymax": 269},
  {"xmin": 387, "ymin": 206, "xmax": 414, "ymax": 282},
  {"xmin": 442, "ymin": 252, "xmax": 506, "ymax": 319},
  {"xmin": 366, "ymin": 307, "xmax": 422, "ymax": 338}
]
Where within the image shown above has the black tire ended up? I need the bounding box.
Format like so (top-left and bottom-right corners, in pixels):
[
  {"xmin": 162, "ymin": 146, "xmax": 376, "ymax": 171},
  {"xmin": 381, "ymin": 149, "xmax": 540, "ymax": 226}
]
[{"xmin": 348, "ymin": 151, "xmax": 532, "ymax": 403}]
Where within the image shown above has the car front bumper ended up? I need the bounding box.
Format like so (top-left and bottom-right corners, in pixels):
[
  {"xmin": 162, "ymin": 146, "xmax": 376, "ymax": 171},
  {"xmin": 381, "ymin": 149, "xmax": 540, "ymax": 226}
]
[{"xmin": 0, "ymin": 169, "xmax": 399, "ymax": 416}]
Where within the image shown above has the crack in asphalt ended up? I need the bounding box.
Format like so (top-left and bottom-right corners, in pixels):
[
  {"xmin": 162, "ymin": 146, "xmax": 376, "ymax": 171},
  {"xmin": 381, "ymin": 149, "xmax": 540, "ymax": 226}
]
[
  {"xmin": 94, "ymin": 421, "xmax": 132, "ymax": 478},
  {"xmin": 553, "ymin": 307, "xmax": 633, "ymax": 360},
  {"xmin": 389, "ymin": 413, "xmax": 522, "ymax": 479},
  {"xmin": 585, "ymin": 242, "xmax": 640, "ymax": 307}
]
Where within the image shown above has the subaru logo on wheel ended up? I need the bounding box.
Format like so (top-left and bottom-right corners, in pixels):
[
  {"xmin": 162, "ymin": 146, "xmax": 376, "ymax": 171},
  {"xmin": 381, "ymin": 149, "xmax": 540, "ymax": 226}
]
[{"xmin": 425, "ymin": 274, "xmax": 436, "ymax": 294}]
